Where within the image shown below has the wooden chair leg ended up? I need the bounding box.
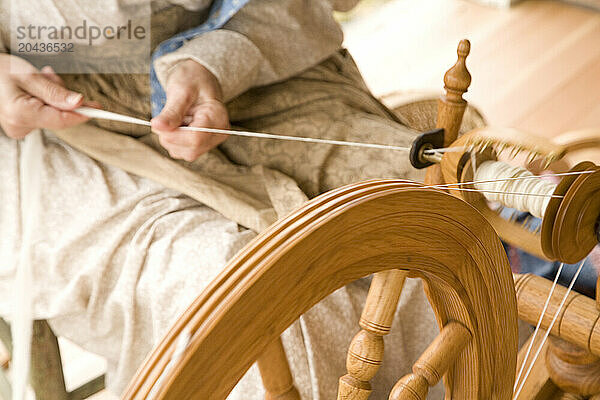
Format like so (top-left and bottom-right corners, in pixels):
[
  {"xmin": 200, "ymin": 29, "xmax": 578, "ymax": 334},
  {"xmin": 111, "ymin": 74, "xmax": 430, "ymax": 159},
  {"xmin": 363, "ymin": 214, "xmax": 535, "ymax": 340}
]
[
  {"xmin": 0, "ymin": 318, "xmax": 105, "ymax": 400},
  {"xmin": 30, "ymin": 320, "xmax": 69, "ymax": 400}
]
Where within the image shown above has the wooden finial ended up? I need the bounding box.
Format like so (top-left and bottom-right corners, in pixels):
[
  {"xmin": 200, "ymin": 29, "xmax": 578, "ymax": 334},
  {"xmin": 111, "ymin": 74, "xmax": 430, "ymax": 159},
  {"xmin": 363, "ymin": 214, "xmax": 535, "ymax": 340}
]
[
  {"xmin": 443, "ymin": 39, "xmax": 472, "ymax": 101},
  {"xmin": 436, "ymin": 39, "xmax": 472, "ymax": 147}
]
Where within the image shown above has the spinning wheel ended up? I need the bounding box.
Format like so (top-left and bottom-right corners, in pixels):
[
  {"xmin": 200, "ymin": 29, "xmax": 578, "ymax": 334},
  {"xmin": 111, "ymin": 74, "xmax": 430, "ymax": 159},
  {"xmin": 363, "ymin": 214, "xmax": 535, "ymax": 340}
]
[
  {"xmin": 124, "ymin": 180, "xmax": 518, "ymax": 400},
  {"xmin": 121, "ymin": 40, "xmax": 600, "ymax": 399},
  {"xmin": 427, "ymin": 42, "xmax": 600, "ymax": 399}
]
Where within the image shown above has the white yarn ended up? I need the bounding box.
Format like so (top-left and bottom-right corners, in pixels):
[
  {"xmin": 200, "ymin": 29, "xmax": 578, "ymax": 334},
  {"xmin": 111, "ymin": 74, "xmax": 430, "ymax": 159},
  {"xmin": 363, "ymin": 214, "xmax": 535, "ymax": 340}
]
[
  {"xmin": 513, "ymin": 263, "xmax": 564, "ymax": 392},
  {"xmin": 474, "ymin": 161, "xmax": 556, "ymax": 218},
  {"xmin": 513, "ymin": 259, "xmax": 586, "ymax": 400},
  {"xmin": 75, "ymin": 107, "xmax": 416, "ymax": 152},
  {"xmin": 13, "ymin": 130, "xmax": 44, "ymax": 400}
]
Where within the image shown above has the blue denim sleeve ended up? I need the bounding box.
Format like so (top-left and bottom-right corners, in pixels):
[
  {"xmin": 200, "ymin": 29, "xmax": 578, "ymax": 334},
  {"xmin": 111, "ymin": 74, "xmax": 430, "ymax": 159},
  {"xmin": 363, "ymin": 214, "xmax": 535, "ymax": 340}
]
[{"xmin": 150, "ymin": 0, "xmax": 251, "ymax": 116}]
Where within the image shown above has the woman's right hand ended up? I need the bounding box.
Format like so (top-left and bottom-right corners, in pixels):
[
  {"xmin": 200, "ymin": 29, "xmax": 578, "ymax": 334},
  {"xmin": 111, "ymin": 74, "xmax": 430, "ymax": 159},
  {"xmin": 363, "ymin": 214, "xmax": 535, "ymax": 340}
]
[{"xmin": 0, "ymin": 54, "xmax": 89, "ymax": 139}]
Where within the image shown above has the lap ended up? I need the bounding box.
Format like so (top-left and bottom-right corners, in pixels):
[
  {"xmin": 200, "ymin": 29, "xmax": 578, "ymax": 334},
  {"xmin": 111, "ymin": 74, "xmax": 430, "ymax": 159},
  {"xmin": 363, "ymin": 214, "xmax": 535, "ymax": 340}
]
[{"xmin": 0, "ymin": 130, "xmax": 256, "ymax": 392}]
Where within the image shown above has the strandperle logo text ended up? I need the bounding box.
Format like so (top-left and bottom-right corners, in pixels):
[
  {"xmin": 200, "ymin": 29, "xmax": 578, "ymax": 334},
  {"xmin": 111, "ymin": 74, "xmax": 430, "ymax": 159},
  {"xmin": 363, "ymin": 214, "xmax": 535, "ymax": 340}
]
[{"xmin": 16, "ymin": 20, "xmax": 147, "ymax": 47}]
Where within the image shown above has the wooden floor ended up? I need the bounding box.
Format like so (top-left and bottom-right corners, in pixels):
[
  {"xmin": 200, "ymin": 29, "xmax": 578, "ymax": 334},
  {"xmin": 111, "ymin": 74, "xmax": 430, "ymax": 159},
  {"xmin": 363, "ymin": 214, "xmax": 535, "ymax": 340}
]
[
  {"xmin": 20, "ymin": 1, "xmax": 598, "ymax": 399},
  {"xmin": 343, "ymin": 0, "xmax": 600, "ymax": 137}
]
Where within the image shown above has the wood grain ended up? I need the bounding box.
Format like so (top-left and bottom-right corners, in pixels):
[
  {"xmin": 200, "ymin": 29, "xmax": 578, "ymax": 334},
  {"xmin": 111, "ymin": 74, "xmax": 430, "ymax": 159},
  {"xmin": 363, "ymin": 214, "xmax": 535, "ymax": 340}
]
[
  {"xmin": 123, "ymin": 181, "xmax": 518, "ymax": 400},
  {"xmin": 257, "ymin": 338, "xmax": 300, "ymax": 400},
  {"xmin": 338, "ymin": 269, "xmax": 407, "ymax": 399},
  {"xmin": 546, "ymin": 336, "xmax": 600, "ymax": 397},
  {"xmin": 389, "ymin": 322, "xmax": 472, "ymax": 400},
  {"xmin": 514, "ymin": 273, "xmax": 600, "ymax": 356},
  {"xmin": 514, "ymin": 330, "xmax": 559, "ymax": 400}
]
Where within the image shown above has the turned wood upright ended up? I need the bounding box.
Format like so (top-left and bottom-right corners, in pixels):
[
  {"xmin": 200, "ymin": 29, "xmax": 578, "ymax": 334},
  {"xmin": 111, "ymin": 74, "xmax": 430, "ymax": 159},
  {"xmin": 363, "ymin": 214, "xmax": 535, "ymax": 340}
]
[
  {"xmin": 425, "ymin": 39, "xmax": 472, "ymax": 187},
  {"xmin": 337, "ymin": 39, "xmax": 475, "ymax": 400}
]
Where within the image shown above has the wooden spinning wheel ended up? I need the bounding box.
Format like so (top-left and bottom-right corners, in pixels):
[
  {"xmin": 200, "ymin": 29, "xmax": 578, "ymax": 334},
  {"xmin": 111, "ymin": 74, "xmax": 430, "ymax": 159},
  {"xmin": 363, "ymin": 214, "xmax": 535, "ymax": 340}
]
[
  {"xmin": 429, "ymin": 43, "xmax": 600, "ymax": 399},
  {"xmin": 121, "ymin": 39, "xmax": 600, "ymax": 399},
  {"xmin": 124, "ymin": 180, "xmax": 518, "ymax": 400}
]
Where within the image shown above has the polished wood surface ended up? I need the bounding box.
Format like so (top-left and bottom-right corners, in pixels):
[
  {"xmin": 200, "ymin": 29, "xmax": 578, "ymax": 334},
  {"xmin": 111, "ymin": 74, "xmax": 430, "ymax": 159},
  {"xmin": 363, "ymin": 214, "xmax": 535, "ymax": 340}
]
[
  {"xmin": 257, "ymin": 338, "xmax": 300, "ymax": 400},
  {"xmin": 546, "ymin": 337, "xmax": 600, "ymax": 397},
  {"xmin": 515, "ymin": 329, "xmax": 559, "ymax": 400},
  {"xmin": 514, "ymin": 273, "xmax": 600, "ymax": 357},
  {"xmin": 425, "ymin": 39, "xmax": 472, "ymax": 186},
  {"xmin": 124, "ymin": 181, "xmax": 518, "ymax": 400},
  {"xmin": 337, "ymin": 270, "xmax": 407, "ymax": 399},
  {"xmin": 437, "ymin": 39, "xmax": 471, "ymax": 147},
  {"xmin": 338, "ymin": 269, "xmax": 407, "ymax": 400},
  {"xmin": 389, "ymin": 322, "xmax": 472, "ymax": 400}
]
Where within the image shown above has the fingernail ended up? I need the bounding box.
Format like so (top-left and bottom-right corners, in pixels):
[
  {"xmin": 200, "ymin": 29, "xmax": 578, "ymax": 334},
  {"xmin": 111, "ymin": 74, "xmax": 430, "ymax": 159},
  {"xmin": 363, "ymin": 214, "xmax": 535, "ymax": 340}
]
[{"xmin": 67, "ymin": 93, "xmax": 83, "ymax": 105}]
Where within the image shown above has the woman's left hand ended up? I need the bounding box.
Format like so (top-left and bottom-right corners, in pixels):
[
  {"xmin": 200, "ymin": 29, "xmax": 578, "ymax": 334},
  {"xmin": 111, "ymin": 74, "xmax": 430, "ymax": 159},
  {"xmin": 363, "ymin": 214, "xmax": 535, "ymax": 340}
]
[{"xmin": 151, "ymin": 59, "xmax": 229, "ymax": 162}]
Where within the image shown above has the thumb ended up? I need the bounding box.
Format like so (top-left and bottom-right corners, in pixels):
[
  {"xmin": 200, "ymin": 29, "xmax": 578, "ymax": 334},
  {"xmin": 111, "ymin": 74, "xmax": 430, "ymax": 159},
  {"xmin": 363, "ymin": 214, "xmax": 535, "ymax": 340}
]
[
  {"xmin": 151, "ymin": 82, "xmax": 196, "ymax": 132},
  {"xmin": 19, "ymin": 72, "xmax": 83, "ymax": 110}
]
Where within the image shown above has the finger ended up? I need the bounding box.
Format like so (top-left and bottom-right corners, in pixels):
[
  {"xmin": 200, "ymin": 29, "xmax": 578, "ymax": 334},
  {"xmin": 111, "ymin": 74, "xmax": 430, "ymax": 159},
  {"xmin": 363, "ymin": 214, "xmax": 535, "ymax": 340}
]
[
  {"xmin": 12, "ymin": 96, "xmax": 89, "ymax": 130},
  {"xmin": 157, "ymin": 115, "xmax": 227, "ymax": 148},
  {"xmin": 158, "ymin": 137, "xmax": 204, "ymax": 162},
  {"xmin": 40, "ymin": 66, "xmax": 65, "ymax": 86},
  {"xmin": 38, "ymin": 68, "xmax": 101, "ymax": 111},
  {"xmin": 157, "ymin": 128, "xmax": 212, "ymax": 148},
  {"xmin": 188, "ymin": 112, "xmax": 228, "ymax": 146},
  {"xmin": 156, "ymin": 106, "xmax": 229, "ymax": 155},
  {"xmin": 151, "ymin": 82, "xmax": 197, "ymax": 132},
  {"xmin": 18, "ymin": 72, "xmax": 84, "ymax": 110}
]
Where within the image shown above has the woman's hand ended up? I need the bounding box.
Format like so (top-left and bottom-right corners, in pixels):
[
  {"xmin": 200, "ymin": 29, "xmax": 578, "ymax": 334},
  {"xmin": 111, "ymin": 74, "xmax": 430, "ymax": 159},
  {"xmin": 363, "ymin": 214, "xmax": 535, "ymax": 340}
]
[
  {"xmin": 0, "ymin": 54, "xmax": 88, "ymax": 139},
  {"xmin": 151, "ymin": 59, "xmax": 229, "ymax": 162}
]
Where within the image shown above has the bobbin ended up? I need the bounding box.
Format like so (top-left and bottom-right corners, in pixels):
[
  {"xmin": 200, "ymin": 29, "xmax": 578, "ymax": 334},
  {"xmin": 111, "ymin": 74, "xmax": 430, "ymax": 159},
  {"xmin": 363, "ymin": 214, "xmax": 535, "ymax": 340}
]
[{"xmin": 440, "ymin": 129, "xmax": 600, "ymax": 264}]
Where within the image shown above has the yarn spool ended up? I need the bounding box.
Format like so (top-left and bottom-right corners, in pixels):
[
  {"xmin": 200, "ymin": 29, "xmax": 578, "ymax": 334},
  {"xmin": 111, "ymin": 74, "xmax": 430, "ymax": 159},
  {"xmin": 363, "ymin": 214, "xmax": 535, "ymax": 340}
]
[{"xmin": 470, "ymin": 159, "xmax": 600, "ymax": 264}]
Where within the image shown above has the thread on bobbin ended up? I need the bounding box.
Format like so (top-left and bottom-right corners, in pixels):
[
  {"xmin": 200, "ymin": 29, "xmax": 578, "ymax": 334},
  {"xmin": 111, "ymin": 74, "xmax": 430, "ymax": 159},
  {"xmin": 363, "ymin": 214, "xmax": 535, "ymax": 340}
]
[{"xmin": 473, "ymin": 161, "xmax": 556, "ymax": 218}]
